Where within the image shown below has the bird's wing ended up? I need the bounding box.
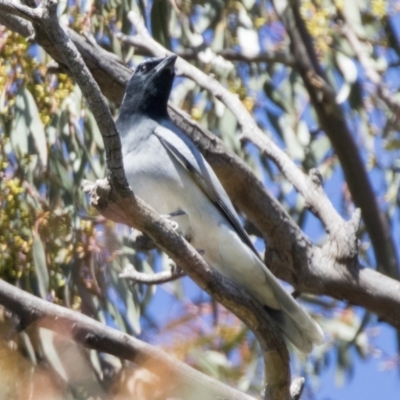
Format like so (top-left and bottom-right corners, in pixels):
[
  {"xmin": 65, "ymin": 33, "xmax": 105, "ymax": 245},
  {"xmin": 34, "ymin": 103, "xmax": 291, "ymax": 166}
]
[{"xmin": 154, "ymin": 123, "xmax": 260, "ymax": 257}]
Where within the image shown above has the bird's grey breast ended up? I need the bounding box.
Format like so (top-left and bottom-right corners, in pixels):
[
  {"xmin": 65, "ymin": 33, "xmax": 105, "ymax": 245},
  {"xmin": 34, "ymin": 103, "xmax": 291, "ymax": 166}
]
[{"xmin": 118, "ymin": 117, "xmax": 188, "ymax": 216}]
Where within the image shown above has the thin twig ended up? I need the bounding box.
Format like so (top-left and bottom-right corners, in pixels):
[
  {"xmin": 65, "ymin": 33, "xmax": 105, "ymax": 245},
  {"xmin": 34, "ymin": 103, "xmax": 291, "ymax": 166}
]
[{"xmin": 120, "ymin": 264, "xmax": 186, "ymax": 284}]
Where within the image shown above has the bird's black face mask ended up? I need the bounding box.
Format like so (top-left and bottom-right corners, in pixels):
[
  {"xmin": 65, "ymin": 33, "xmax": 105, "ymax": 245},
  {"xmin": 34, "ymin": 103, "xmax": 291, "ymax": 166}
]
[{"xmin": 121, "ymin": 55, "xmax": 177, "ymax": 120}]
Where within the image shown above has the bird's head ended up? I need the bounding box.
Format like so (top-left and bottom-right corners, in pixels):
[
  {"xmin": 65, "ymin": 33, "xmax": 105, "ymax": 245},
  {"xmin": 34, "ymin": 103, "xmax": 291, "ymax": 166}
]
[{"xmin": 120, "ymin": 55, "xmax": 177, "ymax": 120}]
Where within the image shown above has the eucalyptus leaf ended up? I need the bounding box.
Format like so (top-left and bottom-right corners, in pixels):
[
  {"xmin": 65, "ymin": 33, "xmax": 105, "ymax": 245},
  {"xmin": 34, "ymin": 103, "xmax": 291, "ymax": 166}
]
[
  {"xmin": 279, "ymin": 116, "xmax": 305, "ymax": 161},
  {"xmin": 181, "ymin": 15, "xmax": 204, "ymax": 47},
  {"xmin": 111, "ymin": 34, "xmax": 123, "ymax": 59},
  {"xmin": 52, "ymin": 157, "xmax": 73, "ymax": 192},
  {"xmin": 11, "ymin": 88, "xmax": 29, "ymax": 157},
  {"xmin": 20, "ymin": 332, "xmax": 37, "ymax": 365},
  {"xmin": 310, "ymin": 135, "xmax": 331, "ymax": 163},
  {"xmin": 38, "ymin": 328, "xmax": 106, "ymax": 397},
  {"xmin": 343, "ymin": 1, "xmax": 365, "ymax": 38},
  {"xmin": 113, "ymin": 269, "xmax": 142, "ymax": 335},
  {"xmin": 151, "ymin": 0, "xmax": 171, "ymax": 49},
  {"xmin": 211, "ymin": 21, "xmax": 225, "ymax": 52},
  {"xmin": 22, "ymin": 86, "xmax": 47, "ymax": 166},
  {"xmin": 192, "ymin": 350, "xmax": 231, "ymax": 378},
  {"xmin": 219, "ymin": 107, "xmax": 239, "ymax": 152},
  {"xmin": 171, "ymin": 79, "xmax": 196, "ymax": 109},
  {"xmin": 192, "ymin": 5, "xmax": 213, "ymax": 34},
  {"xmin": 336, "ymin": 53, "xmax": 358, "ymax": 104},
  {"xmin": 32, "ymin": 231, "xmax": 49, "ymax": 299},
  {"xmin": 85, "ymin": 109, "xmax": 104, "ymax": 151}
]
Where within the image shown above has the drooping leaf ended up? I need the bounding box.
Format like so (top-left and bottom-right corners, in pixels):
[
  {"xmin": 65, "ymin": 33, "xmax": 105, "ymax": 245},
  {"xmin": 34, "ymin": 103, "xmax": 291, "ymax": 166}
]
[
  {"xmin": 38, "ymin": 328, "xmax": 106, "ymax": 397},
  {"xmin": 21, "ymin": 87, "xmax": 48, "ymax": 167},
  {"xmin": 279, "ymin": 115, "xmax": 305, "ymax": 161},
  {"xmin": 32, "ymin": 231, "xmax": 49, "ymax": 299},
  {"xmin": 11, "ymin": 88, "xmax": 29, "ymax": 157},
  {"xmin": 150, "ymin": 0, "xmax": 171, "ymax": 49}
]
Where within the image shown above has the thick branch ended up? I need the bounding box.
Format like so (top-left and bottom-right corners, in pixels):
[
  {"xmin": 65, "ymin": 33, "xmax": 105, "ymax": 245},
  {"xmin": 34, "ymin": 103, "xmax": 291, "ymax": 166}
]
[
  {"xmin": 0, "ymin": 0, "xmax": 39, "ymax": 22},
  {"xmin": 0, "ymin": 279, "xmax": 254, "ymax": 400},
  {"xmin": 292, "ymin": 254, "xmax": 400, "ymax": 329},
  {"xmin": 0, "ymin": 7, "xmax": 34, "ymax": 37}
]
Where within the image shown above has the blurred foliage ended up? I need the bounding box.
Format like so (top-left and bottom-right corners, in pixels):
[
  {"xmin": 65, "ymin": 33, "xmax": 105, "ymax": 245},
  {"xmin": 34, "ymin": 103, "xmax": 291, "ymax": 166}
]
[{"xmin": 0, "ymin": 0, "xmax": 400, "ymax": 399}]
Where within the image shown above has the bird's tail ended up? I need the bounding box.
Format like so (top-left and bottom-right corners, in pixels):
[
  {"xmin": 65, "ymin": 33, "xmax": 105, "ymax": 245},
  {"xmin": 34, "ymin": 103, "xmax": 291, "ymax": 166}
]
[
  {"xmin": 264, "ymin": 304, "xmax": 322, "ymax": 353},
  {"xmin": 259, "ymin": 263, "xmax": 324, "ymax": 353}
]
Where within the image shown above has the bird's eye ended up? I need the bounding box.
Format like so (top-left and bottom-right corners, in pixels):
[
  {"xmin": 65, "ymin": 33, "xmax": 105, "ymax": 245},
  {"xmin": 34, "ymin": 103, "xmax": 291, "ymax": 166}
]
[{"xmin": 138, "ymin": 64, "xmax": 147, "ymax": 74}]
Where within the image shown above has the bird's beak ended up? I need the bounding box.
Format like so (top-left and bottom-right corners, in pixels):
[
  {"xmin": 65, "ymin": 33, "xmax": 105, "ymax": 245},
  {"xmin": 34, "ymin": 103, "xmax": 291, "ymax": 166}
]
[{"xmin": 154, "ymin": 54, "xmax": 177, "ymax": 75}]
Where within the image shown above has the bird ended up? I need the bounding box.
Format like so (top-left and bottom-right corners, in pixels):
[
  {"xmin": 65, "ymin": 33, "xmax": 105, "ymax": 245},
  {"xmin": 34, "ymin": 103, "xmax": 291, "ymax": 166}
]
[{"xmin": 116, "ymin": 54, "xmax": 324, "ymax": 353}]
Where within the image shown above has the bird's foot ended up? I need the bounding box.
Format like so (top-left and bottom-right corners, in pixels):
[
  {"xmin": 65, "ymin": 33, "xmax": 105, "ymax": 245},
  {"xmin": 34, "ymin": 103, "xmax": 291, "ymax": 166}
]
[{"xmin": 161, "ymin": 209, "xmax": 187, "ymax": 231}]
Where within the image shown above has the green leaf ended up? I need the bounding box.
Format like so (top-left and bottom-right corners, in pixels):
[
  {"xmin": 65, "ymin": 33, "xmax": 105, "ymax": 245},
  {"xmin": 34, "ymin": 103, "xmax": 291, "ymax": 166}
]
[
  {"xmin": 343, "ymin": 1, "xmax": 365, "ymax": 38},
  {"xmin": 111, "ymin": 33, "xmax": 123, "ymax": 59},
  {"xmin": 219, "ymin": 107, "xmax": 239, "ymax": 152},
  {"xmin": 192, "ymin": 350, "xmax": 231, "ymax": 378},
  {"xmin": 38, "ymin": 328, "xmax": 106, "ymax": 397},
  {"xmin": 336, "ymin": 53, "xmax": 358, "ymax": 104},
  {"xmin": 297, "ymin": 120, "xmax": 310, "ymax": 147},
  {"xmin": 20, "ymin": 332, "xmax": 37, "ymax": 365},
  {"xmin": 11, "ymin": 88, "xmax": 30, "ymax": 157},
  {"xmin": 310, "ymin": 135, "xmax": 331, "ymax": 163},
  {"xmin": 22, "ymin": 87, "xmax": 48, "ymax": 167},
  {"xmin": 263, "ymin": 80, "xmax": 287, "ymax": 112},
  {"xmin": 85, "ymin": 110, "xmax": 104, "ymax": 151},
  {"xmin": 52, "ymin": 157, "xmax": 73, "ymax": 192},
  {"xmin": 112, "ymin": 267, "xmax": 141, "ymax": 335},
  {"xmin": 58, "ymin": 0, "xmax": 68, "ymax": 16},
  {"xmin": 150, "ymin": 0, "xmax": 170, "ymax": 49},
  {"xmin": 279, "ymin": 115, "xmax": 305, "ymax": 161},
  {"xmin": 32, "ymin": 231, "xmax": 49, "ymax": 299}
]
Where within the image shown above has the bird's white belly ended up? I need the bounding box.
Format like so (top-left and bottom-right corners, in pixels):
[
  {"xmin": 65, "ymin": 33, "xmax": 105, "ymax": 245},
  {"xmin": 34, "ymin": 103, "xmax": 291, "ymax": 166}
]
[{"xmin": 123, "ymin": 142, "xmax": 279, "ymax": 308}]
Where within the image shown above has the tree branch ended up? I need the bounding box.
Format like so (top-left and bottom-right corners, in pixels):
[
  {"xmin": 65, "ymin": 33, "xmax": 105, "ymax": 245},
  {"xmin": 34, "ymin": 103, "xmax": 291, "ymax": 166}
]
[
  {"xmin": 120, "ymin": 263, "xmax": 186, "ymax": 284},
  {"xmin": 118, "ymin": 41, "xmax": 295, "ymax": 66},
  {"xmin": 0, "ymin": 279, "xmax": 255, "ymax": 400},
  {"xmin": 0, "ymin": 6, "xmax": 34, "ymax": 37},
  {"xmin": 216, "ymin": 49, "xmax": 295, "ymax": 66},
  {"xmin": 0, "ymin": 0, "xmax": 39, "ymax": 23}
]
